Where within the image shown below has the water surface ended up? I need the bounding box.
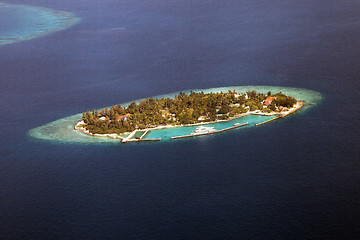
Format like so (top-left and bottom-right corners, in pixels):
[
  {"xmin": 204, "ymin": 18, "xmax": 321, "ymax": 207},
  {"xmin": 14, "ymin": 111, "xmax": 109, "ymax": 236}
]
[
  {"xmin": 0, "ymin": 3, "xmax": 79, "ymax": 45},
  {"xmin": 1, "ymin": 1, "xmax": 360, "ymax": 239}
]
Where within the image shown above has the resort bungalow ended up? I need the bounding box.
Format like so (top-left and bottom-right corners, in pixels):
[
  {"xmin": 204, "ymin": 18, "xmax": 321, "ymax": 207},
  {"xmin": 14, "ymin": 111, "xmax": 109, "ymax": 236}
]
[
  {"xmin": 198, "ymin": 116, "xmax": 210, "ymax": 121},
  {"xmin": 263, "ymin": 97, "xmax": 277, "ymax": 106}
]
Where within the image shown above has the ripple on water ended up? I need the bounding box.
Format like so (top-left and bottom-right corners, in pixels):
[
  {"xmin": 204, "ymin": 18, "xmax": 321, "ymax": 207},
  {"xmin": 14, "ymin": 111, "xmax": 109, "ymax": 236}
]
[{"xmin": 28, "ymin": 86, "xmax": 322, "ymax": 144}]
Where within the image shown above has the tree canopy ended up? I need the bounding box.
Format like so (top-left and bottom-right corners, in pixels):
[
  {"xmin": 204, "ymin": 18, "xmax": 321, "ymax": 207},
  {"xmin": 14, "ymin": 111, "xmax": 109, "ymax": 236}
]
[{"xmin": 80, "ymin": 90, "xmax": 297, "ymax": 134}]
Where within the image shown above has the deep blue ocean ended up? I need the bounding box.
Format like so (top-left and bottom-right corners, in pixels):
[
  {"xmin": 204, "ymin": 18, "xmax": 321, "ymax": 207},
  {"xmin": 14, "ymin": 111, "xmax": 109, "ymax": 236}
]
[{"xmin": 1, "ymin": 0, "xmax": 360, "ymax": 239}]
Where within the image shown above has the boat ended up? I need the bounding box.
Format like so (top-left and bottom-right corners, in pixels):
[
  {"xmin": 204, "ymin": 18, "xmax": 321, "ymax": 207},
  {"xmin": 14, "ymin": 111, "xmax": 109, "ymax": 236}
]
[
  {"xmin": 191, "ymin": 126, "xmax": 216, "ymax": 135},
  {"xmin": 234, "ymin": 122, "xmax": 248, "ymax": 127}
]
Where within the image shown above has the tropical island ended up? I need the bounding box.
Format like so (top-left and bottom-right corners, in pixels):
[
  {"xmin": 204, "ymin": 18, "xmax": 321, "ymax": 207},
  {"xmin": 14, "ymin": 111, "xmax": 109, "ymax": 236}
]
[
  {"xmin": 75, "ymin": 90, "xmax": 303, "ymax": 142},
  {"xmin": 30, "ymin": 86, "xmax": 321, "ymax": 144}
]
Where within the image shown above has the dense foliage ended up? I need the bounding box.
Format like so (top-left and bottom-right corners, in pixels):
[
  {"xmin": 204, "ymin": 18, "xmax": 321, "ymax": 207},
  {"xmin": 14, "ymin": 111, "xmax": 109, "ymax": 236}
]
[{"xmin": 81, "ymin": 90, "xmax": 297, "ymax": 134}]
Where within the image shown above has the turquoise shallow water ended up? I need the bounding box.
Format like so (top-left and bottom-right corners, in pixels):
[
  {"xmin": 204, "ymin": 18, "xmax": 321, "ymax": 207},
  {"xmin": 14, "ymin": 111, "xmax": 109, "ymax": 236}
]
[
  {"xmin": 0, "ymin": 3, "xmax": 80, "ymax": 45},
  {"xmin": 144, "ymin": 115, "xmax": 276, "ymax": 140},
  {"xmin": 4, "ymin": 1, "xmax": 360, "ymax": 238},
  {"xmin": 29, "ymin": 86, "xmax": 322, "ymax": 143}
]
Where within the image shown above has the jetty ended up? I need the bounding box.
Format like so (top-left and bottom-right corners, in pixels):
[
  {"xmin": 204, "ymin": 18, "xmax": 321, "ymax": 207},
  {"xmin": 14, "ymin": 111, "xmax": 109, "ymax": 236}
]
[
  {"xmin": 255, "ymin": 116, "xmax": 282, "ymax": 126},
  {"xmin": 256, "ymin": 101, "xmax": 304, "ymax": 126},
  {"xmin": 121, "ymin": 129, "xmax": 161, "ymax": 143},
  {"xmin": 171, "ymin": 122, "xmax": 248, "ymax": 140},
  {"xmin": 122, "ymin": 138, "xmax": 161, "ymax": 143}
]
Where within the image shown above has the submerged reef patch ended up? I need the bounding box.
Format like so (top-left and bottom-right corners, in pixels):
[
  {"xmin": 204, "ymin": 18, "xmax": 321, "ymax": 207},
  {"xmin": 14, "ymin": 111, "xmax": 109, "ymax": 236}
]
[{"xmin": 0, "ymin": 3, "xmax": 80, "ymax": 45}]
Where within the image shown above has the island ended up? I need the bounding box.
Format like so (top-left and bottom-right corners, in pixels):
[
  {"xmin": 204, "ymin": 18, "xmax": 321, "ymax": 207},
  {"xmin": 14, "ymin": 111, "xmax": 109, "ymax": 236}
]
[
  {"xmin": 29, "ymin": 86, "xmax": 321, "ymax": 144},
  {"xmin": 75, "ymin": 90, "xmax": 303, "ymax": 142}
]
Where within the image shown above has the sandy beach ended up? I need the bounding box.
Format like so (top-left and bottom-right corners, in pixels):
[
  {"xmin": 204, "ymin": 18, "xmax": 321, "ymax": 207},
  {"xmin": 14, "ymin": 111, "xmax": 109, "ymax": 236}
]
[{"xmin": 75, "ymin": 101, "xmax": 304, "ymax": 142}]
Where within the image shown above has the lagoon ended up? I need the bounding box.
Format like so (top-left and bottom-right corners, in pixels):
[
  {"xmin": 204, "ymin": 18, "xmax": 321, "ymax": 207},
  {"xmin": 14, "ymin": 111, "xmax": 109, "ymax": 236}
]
[
  {"xmin": 4, "ymin": 0, "xmax": 360, "ymax": 238},
  {"xmin": 29, "ymin": 86, "xmax": 321, "ymax": 143}
]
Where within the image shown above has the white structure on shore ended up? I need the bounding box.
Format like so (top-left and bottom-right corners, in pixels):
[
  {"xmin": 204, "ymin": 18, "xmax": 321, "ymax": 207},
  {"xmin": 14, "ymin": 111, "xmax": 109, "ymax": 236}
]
[{"xmin": 191, "ymin": 126, "xmax": 216, "ymax": 135}]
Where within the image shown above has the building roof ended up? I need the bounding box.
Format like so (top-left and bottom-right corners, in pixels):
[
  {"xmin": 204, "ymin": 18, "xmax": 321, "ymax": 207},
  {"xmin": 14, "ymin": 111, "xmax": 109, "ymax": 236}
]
[
  {"xmin": 264, "ymin": 97, "xmax": 277, "ymax": 106},
  {"xmin": 265, "ymin": 97, "xmax": 277, "ymax": 102},
  {"xmin": 117, "ymin": 113, "xmax": 131, "ymax": 120}
]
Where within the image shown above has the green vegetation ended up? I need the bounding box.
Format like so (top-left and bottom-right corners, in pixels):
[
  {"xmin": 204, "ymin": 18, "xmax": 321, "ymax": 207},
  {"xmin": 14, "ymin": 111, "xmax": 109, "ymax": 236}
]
[
  {"xmin": 80, "ymin": 90, "xmax": 297, "ymax": 134},
  {"xmin": 272, "ymin": 93, "xmax": 297, "ymax": 108}
]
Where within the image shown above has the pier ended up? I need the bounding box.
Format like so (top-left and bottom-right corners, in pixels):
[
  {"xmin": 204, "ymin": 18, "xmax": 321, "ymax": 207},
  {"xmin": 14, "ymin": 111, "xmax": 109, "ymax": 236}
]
[
  {"xmin": 140, "ymin": 129, "xmax": 150, "ymax": 139},
  {"xmin": 255, "ymin": 116, "xmax": 281, "ymax": 126},
  {"xmin": 122, "ymin": 129, "xmax": 160, "ymax": 143},
  {"xmin": 255, "ymin": 101, "xmax": 304, "ymax": 126},
  {"xmin": 122, "ymin": 138, "xmax": 161, "ymax": 143},
  {"xmin": 171, "ymin": 122, "xmax": 248, "ymax": 140}
]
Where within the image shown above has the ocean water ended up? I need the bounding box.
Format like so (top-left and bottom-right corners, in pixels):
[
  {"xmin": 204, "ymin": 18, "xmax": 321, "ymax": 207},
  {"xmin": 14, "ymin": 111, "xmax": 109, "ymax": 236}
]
[
  {"xmin": 0, "ymin": 4, "xmax": 79, "ymax": 45},
  {"xmin": 1, "ymin": 1, "xmax": 360, "ymax": 239}
]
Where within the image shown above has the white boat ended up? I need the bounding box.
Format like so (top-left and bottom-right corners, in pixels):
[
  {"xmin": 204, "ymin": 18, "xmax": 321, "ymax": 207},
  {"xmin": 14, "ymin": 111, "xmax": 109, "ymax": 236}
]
[
  {"xmin": 234, "ymin": 122, "xmax": 248, "ymax": 126},
  {"xmin": 191, "ymin": 126, "xmax": 216, "ymax": 135}
]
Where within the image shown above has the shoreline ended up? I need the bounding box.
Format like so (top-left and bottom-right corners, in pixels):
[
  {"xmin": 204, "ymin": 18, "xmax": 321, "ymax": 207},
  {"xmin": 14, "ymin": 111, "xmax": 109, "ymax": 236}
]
[
  {"xmin": 75, "ymin": 112, "xmax": 253, "ymax": 140},
  {"xmin": 29, "ymin": 86, "xmax": 322, "ymax": 143},
  {"xmin": 75, "ymin": 101, "xmax": 304, "ymax": 142}
]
